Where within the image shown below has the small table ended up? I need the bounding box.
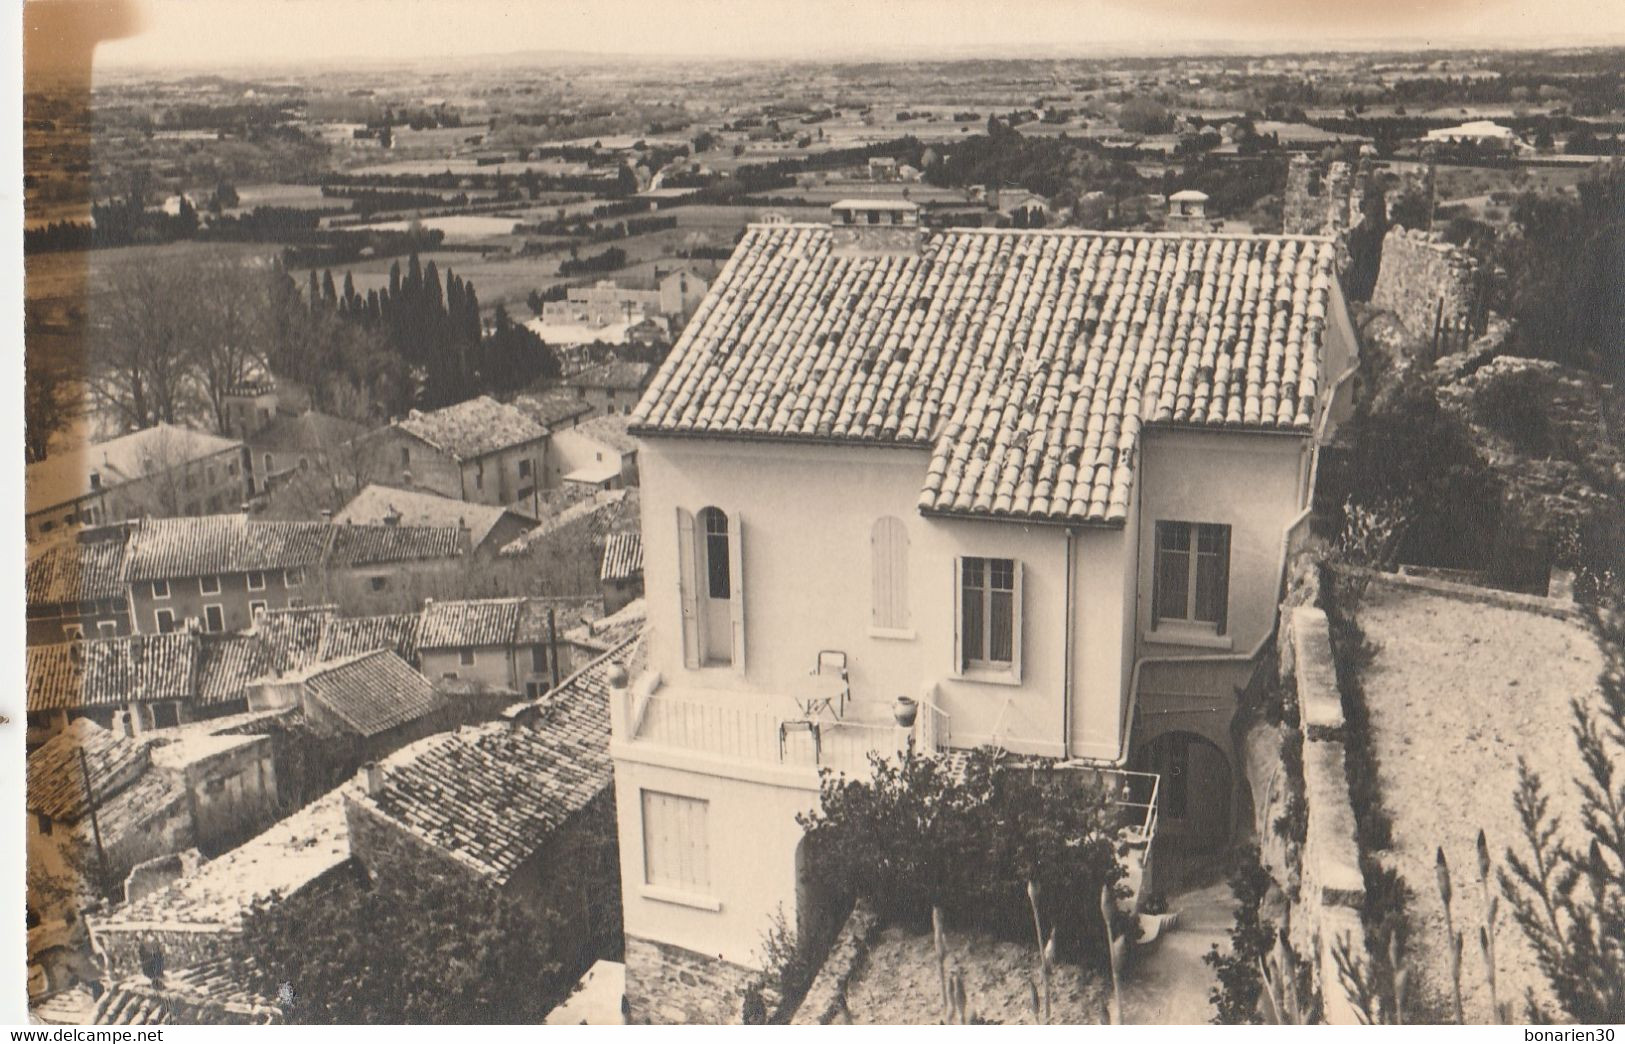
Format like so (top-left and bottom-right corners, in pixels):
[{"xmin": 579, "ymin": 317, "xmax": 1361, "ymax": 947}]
[{"xmin": 790, "ymin": 672, "xmax": 847, "ymax": 720}]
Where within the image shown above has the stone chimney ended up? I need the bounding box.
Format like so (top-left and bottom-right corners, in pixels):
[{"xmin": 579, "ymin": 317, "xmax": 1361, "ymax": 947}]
[
  {"xmin": 364, "ymin": 761, "xmax": 385, "ymax": 796},
  {"xmin": 829, "ymin": 199, "xmax": 925, "ymax": 258}
]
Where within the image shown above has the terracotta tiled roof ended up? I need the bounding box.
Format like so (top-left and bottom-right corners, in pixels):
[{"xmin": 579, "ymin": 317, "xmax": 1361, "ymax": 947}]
[
  {"xmin": 123, "ymin": 516, "xmax": 330, "ymax": 582},
  {"xmin": 565, "ymin": 412, "xmax": 639, "ymax": 454},
  {"xmin": 326, "ymin": 523, "xmax": 467, "ymax": 567},
  {"xmin": 357, "ymin": 638, "xmax": 636, "ymax": 882},
  {"xmin": 301, "ymin": 650, "xmax": 443, "ymax": 738},
  {"xmin": 94, "ymin": 960, "xmax": 278, "ymax": 1025},
  {"xmin": 27, "ymin": 535, "xmax": 129, "ymax": 605},
  {"xmin": 251, "ymin": 605, "xmax": 335, "ymax": 674},
  {"xmin": 633, "ymin": 225, "xmax": 1337, "ymax": 523},
  {"xmin": 27, "ymin": 423, "xmax": 242, "ymax": 514},
  {"xmin": 333, "ymin": 485, "xmax": 523, "ymax": 549},
  {"xmin": 600, "ymin": 532, "xmax": 643, "ymax": 581},
  {"xmin": 27, "ymin": 718, "xmax": 153, "ymax": 820},
  {"xmin": 511, "ymin": 388, "xmax": 594, "ymax": 429},
  {"xmin": 393, "ymin": 395, "xmax": 548, "ymax": 460},
  {"xmin": 514, "ymin": 598, "xmax": 600, "ymax": 646},
  {"xmin": 499, "ymin": 488, "xmax": 636, "ymax": 557},
  {"xmin": 316, "ymin": 612, "xmax": 421, "ymax": 663},
  {"xmin": 27, "ymin": 635, "xmax": 198, "ymax": 713},
  {"xmin": 417, "ymin": 598, "xmax": 523, "ymax": 649},
  {"xmin": 563, "ymin": 360, "xmax": 653, "ymax": 391},
  {"xmin": 196, "ymin": 634, "xmax": 275, "ymax": 706}
]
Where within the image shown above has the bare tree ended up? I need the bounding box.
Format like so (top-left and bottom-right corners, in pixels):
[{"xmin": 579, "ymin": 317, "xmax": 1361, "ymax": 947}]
[
  {"xmin": 87, "ymin": 257, "xmax": 203, "ymax": 431},
  {"xmin": 193, "ymin": 249, "xmax": 274, "ymax": 434}
]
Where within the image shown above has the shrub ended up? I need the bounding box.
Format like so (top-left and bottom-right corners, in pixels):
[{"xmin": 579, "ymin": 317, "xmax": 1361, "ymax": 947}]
[
  {"xmin": 798, "ymin": 745, "xmax": 1128, "ymax": 965},
  {"xmin": 1205, "ymin": 845, "xmax": 1276, "ymax": 1024}
]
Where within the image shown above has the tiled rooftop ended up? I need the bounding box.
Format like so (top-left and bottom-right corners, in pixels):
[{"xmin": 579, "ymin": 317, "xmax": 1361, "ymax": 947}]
[
  {"xmin": 195, "ymin": 634, "xmax": 276, "ymax": 706},
  {"xmin": 633, "ymin": 225, "xmax": 1338, "ymax": 523},
  {"xmin": 566, "ymin": 412, "xmax": 639, "ymax": 454},
  {"xmin": 393, "ymin": 395, "xmax": 548, "ymax": 460},
  {"xmin": 27, "ymin": 534, "xmax": 129, "ymax": 605},
  {"xmin": 511, "ymin": 388, "xmax": 595, "ymax": 429},
  {"xmin": 563, "ymin": 360, "xmax": 654, "ymax": 391},
  {"xmin": 316, "ymin": 612, "xmax": 420, "ymax": 663},
  {"xmin": 27, "ymin": 718, "xmax": 153, "ymax": 820},
  {"xmin": 499, "ymin": 488, "xmax": 636, "ymax": 557},
  {"xmin": 325, "ymin": 522, "xmax": 468, "ymax": 567},
  {"xmin": 417, "ymin": 597, "xmax": 524, "ymax": 649},
  {"xmin": 27, "ymin": 634, "xmax": 198, "ymax": 712},
  {"xmin": 27, "ymin": 423, "xmax": 242, "ymax": 513},
  {"xmin": 599, "ymin": 532, "xmax": 643, "ymax": 581},
  {"xmin": 355, "ymin": 638, "xmax": 638, "ymax": 883},
  {"xmin": 250, "ymin": 604, "xmax": 336, "ymax": 674},
  {"xmin": 334, "ymin": 484, "xmax": 522, "ymax": 548},
  {"xmin": 301, "ymin": 650, "xmax": 443, "ymax": 738},
  {"xmin": 123, "ymin": 516, "xmax": 330, "ymax": 582}
]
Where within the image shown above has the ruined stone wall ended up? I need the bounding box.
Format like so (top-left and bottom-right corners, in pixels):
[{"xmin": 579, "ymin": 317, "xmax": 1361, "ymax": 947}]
[
  {"xmin": 1284, "ymin": 156, "xmax": 1361, "ymax": 237},
  {"xmin": 624, "ymin": 935, "xmax": 759, "ymax": 1024},
  {"xmin": 1370, "ymin": 226, "xmax": 1483, "ymax": 355}
]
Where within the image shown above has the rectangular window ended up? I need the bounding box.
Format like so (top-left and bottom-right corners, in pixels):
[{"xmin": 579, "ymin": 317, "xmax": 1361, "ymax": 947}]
[
  {"xmin": 519, "ymin": 459, "xmax": 532, "ymax": 479},
  {"xmin": 525, "ymin": 680, "xmax": 546, "ymax": 699},
  {"xmin": 204, "ymin": 604, "xmax": 224, "ymax": 632},
  {"xmin": 151, "ymin": 580, "xmax": 171, "ymax": 600},
  {"xmin": 152, "ymin": 702, "xmax": 180, "ymax": 730},
  {"xmin": 959, "ymin": 557, "xmax": 1017, "ymax": 669},
  {"xmin": 284, "ymin": 567, "xmax": 304, "ymax": 587},
  {"xmin": 200, "ymin": 575, "xmax": 221, "ymax": 595},
  {"xmin": 249, "ymin": 600, "xmax": 267, "ymax": 619},
  {"xmin": 871, "ymin": 517, "xmax": 910, "ymax": 631},
  {"xmin": 62, "ymin": 624, "xmax": 84, "ymax": 641},
  {"xmin": 642, "ymin": 791, "xmax": 710, "ymax": 893},
  {"xmin": 264, "ymin": 452, "xmax": 274, "ymax": 473},
  {"xmin": 227, "ymin": 460, "xmax": 238, "ymax": 478},
  {"xmin": 531, "ymin": 645, "xmax": 547, "ymax": 673},
  {"xmin": 400, "ymin": 447, "xmax": 411, "ymax": 468},
  {"xmin": 155, "ymin": 608, "xmax": 176, "ymax": 633},
  {"xmin": 1153, "ymin": 522, "xmax": 1232, "ymax": 632},
  {"xmin": 370, "ymin": 576, "xmax": 388, "ymax": 592},
  {"xmin": 247, "ymin": 571, "xmax": 266, "ymax": 591},
  {"xmin": 97, "ymin": 620, "xmax": 118, "ymax": 638},
  {"xmin": 288, "ymin": 596, "xmax": 305, "ymax": 609},
  {"xmin": 460, "ymin": 648, "xmax": 476, "ymax": 666}
]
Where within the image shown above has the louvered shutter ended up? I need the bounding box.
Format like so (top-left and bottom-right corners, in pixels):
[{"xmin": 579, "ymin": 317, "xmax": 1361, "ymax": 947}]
[
  {"xmin": 953, "ymin": 557, "xmax": 965, "ymax": 672},
  {"xmin": 1214, "ymin": 525, "xmax": 1231, "ymax": 636},
  {"xmin": 675, "ymin": 507, "xmax": 700, "ymax": 669},
  {"xmin": 871, "ymin": 517, "xmax": 909, "ymax": 630},
  {"xmin": 1010, "ymin": 559, "xmax": 1024, "ymax": 683},
  {"xmin": 728, "ymin": 512, "xmax": 746, "ymax": 675},
  {"xmin": 1150, "ymin": 522, "xmax": 1165, "ymax": 629}
]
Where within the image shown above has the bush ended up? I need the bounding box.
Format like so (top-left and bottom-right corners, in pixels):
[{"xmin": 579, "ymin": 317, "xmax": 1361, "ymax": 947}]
[
  {"xmin": 1205, "ymin": 845, "xmax": 1276, "ymax": 1024},
  {"xmin": 797, "ymin": 745, "xmax": 1128, "ymax": 966}
]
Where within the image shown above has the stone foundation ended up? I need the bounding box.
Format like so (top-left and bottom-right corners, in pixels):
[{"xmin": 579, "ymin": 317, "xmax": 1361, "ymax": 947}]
[
  {"xmin": 1370, "ymin": 226, "xmax": 1483, "ymax": 355},
  {"xmin": 623, "ymin": 935, "xmax": 758, "ymax": 1024}
]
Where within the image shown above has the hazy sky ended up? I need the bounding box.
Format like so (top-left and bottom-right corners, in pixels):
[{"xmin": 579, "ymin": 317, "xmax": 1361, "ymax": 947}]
[{"xmin": 84, "ymin": 0, "xmax": 1625, "ymax": 68}]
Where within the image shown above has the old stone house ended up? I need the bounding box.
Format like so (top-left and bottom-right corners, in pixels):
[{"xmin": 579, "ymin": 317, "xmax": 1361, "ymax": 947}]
[
  {"xmin": 26, "ymin": 527, "xmax": 134, "ymax": 644},
  {"xmin": 361, "ymin": 396, "xmax": 549, "ymax": 507}
]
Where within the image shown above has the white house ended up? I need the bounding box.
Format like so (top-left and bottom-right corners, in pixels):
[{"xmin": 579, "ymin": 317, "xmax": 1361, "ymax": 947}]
[{"xmin": 611, "ymin": 212, "xmax": 1361, "ymax": 1022}]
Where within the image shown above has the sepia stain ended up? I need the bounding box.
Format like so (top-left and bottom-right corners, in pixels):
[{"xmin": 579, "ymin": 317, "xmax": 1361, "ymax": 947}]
[{"xmin": 1104, "ymin": 0, "xmax": 1487, "ymax": 29}]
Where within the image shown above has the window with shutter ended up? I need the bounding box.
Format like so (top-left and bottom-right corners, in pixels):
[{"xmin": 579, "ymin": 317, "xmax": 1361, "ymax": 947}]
[
  {"xmin": 675, "ymin": 507, "xmax": 701, "ymax": 669},
  {"xmin": 871, "ymin": 517, "xmax": 910, "ymax": 632},
  {"xmin": 642, "ymin": 790, "xmax": 711, "ymax": 894}
]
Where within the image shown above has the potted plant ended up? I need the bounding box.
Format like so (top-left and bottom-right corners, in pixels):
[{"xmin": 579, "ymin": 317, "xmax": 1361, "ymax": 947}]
[{"xmin": 893, "ymin": 695, "xmax": 919, "ymax": 727}]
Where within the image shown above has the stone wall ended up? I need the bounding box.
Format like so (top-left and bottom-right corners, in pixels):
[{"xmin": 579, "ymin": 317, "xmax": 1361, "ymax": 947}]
[
  {"xmin": 789, "ymin": 902, "xmax": 879, "ymax": 1025},
  {"xmin": 1283, "ymin": 156, "xmax": 1361, "ymax": 238},
  {"xmin": 624, "ymin": 934, "xmax": 759, "ymax": 1024},
  {"xmin": 1370, "ymin": 226, "xmax": 1483, "ymax": 356}
]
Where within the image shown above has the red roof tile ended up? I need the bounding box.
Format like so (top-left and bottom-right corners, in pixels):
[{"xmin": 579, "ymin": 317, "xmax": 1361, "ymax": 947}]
[
  {"xmin": 301, "ymin": 650, "xmax": 444, "ymax": 738},
  {"xmin": 27, "ymin": 634, "xmax": 198, "ymax": 713},
  {"xmin": 633, "ymin": 225, "xmax": 1338, "ymax": 523}
]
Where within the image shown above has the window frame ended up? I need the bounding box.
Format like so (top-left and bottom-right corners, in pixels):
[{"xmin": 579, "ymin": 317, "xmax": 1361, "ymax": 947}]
[
  {"xmin": 1151, "ymin": 520, "xmax": 1232, "ymax": 638},
  {"xmin": 246, "ymin": 570, "xmax": 267, "ymax": 592},
  {"xmin": 953, "ymin": 556, "xmax": 1023, "ymax": 684},
  {"xmin": 459, "ymin": 647, "xmax": 477, "ymax": 667},
  {"xmin": 284, "ymin": 567, "xmax": 304, "ymax": 588},
  {"xmin": 154, "ymin": 608, "xmax": 176, "ymax": 634},
  {"xmin": 151, "ymin": 579, "xmax": 171, "ymax": 601},
  {"xmin": 248, "ymin": 600, "xmax": 268, "ymax": 620},
  {"xmin": 199, "ymin": 574, "xmax": 221, "ymax": 596},
  {"xmin": 203, "ymin": 604, "xmax": 225, "ymax": 633}
]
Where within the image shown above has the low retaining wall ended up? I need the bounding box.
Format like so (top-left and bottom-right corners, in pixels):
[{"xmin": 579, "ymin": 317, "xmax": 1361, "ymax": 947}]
[
  {"xmin": 623, "ymin": 935, "xmax": 758, "ymax": 1025},
  {"xmin": 790, "ymin": 901, "xmax": 879, "ymax": 1025}
]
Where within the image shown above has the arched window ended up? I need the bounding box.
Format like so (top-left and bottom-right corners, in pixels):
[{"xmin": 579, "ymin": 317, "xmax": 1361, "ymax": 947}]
[
  {"xmin": 677, "ymin": 506, "xmax": 745, "ymax": 671},
  {"xmin": 871, "ymin": 516, "xmax": 909, "ymax": 631}
]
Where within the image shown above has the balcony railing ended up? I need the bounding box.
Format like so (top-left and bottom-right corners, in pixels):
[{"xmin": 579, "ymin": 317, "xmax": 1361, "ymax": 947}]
[{"xmin": 625, "ymin": 684, "xmax": 950, "ymax": 777}]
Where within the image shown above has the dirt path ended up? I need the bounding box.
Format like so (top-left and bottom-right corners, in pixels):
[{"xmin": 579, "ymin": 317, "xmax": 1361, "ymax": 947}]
[{"xmin": 1119, "ymin": 880, "xmax": 1235, "ymax": 1025}]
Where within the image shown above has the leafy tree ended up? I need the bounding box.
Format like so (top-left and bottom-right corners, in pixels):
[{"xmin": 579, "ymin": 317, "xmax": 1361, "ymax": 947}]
[
  {"xmin": 1118, "ymin": 97, "xmax": 1174, "ymax": 135},
  {"xmin": 234, "ymin": 870, "xmax": 575, "ymax": 1024}
]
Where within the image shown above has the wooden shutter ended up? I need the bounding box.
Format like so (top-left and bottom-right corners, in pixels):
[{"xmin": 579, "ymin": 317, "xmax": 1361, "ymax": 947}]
[
  {"xmin": 952, "ymin": 557, "xmax": 962, "ymax": 671},
  {"xmin": 676, "ymin": 507, "xmax": 701, "ymax": 669},
  {"xmin": 1150, "ymin": 522, "xmax": 1165, "ymax": 629},
  {"xmin": 642, "ymin": 791, "xmax": 711, "ymax": 891},
  {"xmin": 728, "ymin": 511, "xmax": 746, "ymax": 675},
  {"xmin": 1010, "ymin": 559, "xmax": 1024, "ymax": 683},
  {"xmin": 871, "ymin": 517, "xmax": 909, "ymax": 629},
  {"xmin": 1214, "ymin": 525, "xmax": 1231, "ymax": 636}
]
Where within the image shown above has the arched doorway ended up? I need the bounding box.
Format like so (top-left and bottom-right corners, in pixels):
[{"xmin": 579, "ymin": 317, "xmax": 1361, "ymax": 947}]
[{"xmin": 1133, "ymin": 730, "xmax": 1232, "ymax": 888}]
